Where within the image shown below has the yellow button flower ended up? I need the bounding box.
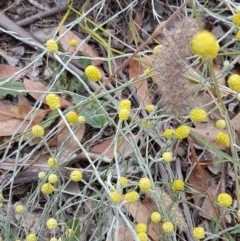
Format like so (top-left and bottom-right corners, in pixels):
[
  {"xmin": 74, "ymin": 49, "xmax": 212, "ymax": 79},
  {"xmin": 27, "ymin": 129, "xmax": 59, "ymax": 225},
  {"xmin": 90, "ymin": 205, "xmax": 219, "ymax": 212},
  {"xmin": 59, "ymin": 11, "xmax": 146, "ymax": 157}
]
[
  {"xmin": 15, "ymin": 204, "xmax": 24, "ymax": 214},
  {"xmin": 109, "ymin": 191, "xmax": 122, "ymax": 204},
  {"xmin": 172, "ymin": 179, "xmax": 185, "ymax": 192},
  {"xmin": 135, "ymin": 223, "xmax": 147, "ymax": 233},
  {"xmin": 66, "ymin": 111, "xmax": 78, "ymax": 124},
  {"xmin": 175, "ymin": 125, "xmax": 190, "ymax": 140},
  {"xmin": 217, "ymin": 193, "xmax": 233, "ymax": 207},
  {"xmin": 78, "ymin": 115, "xmax": 86, "ymax": 124},
  {"xmin": 137, "ymin": 232, "xmax": 148, "ymax": 241},
  {"xmin": 190, "ymin": 108, "xmax": 207, "ymax": 122},
  {"xmin": 26, "ymin": 233, "xmax": 37, "ymax": 241},
  {"xmin": 47, "ymin": 157, "xmax": 59, "ymax": 168},
  {"xmin": 32, "ymin": 125, "xmax": 44, "ymax": 138},
  {"xmin": 191, "ymin": 31, "xmax": 219, "ymax": 60},
  {"xmin": 41, "ymin": 183, "xmax": 54, "ymax": 195},
  {"xmin": 46, "ymin": 39, "xmax": 58, "ymax": 53},
  {"xmin": 70, "ymin": 170, "xmax": 83, "ymax": 182},
  {"xmin": 69, "ymin": 39, "xmax": 78, "ymax": 47},
  {"xmin": 48, "ymin": 174, "xmax": 58, "ymax": 184},
  {"xmin": 215, "ymin": 132, "xmax": 230, "ymax": 147},
  {"xmin": 38, "ymin": 171, "xmax": 46, "ymax": 179},
  {"xmin": 215, "ymin": 119, "xmax": 226, "ymax": 130},
  {"xmin": 46, "ymin": 218, "xmax": 58, "ymax": 230},
  {"xmin": 125, "ymin": 191, "xmax": 139, "ymax": 203},
  {"xmin": 118, "ymin": 109, "xmax": 130, "ymax": 121},
  {"xmin": 162, "ymin": 221, "xmax": 174, "ymax": 233},
  {"xmin": 45, "ymin": 93, "xmax": 60, "ymax": 110},
  {"xmin": 65, "ymin": 229, "xmax": 74, "ymax": 237},
  {"xmin": 119, "ymin": 176, "xmax": 128, "ymax": 186},
  {"xmin": 145, "ymin": 104, "xmax": 154, "ymax": 113},
  {"xmin": 163, "ymin": 129, "xmax": 175, "ymax": 139},
  {"xmin": 119, "ymin": 99, "xmax": 131, "ymax": 110},
  {"xmin": 228, "ymin": 74, "xmax": 240, "ymax": 92},
  {"xmin": 139, "ymin": 177, "xmax": 151, "ymax": 192},
  {"xmin": 153, "ymin": 44, "xmax": 162, "ymax": 56},
  {"xmin": 193, "ymin": 227, "xmax": 205, "ymax": 240},
  {"xmin": 150, "ymin": 212, "xmax": 161, "ymax": 223},
  {"xmin": 233, "ymin": 13, "xmax": 240, "ymax": 27},
  {"xmin": 162, "ymin": 152, "xmax": 173, "ymax": 163},
  {"xmin": 85, "ymin": 65, "xmax": 102, "ymax": 82}
]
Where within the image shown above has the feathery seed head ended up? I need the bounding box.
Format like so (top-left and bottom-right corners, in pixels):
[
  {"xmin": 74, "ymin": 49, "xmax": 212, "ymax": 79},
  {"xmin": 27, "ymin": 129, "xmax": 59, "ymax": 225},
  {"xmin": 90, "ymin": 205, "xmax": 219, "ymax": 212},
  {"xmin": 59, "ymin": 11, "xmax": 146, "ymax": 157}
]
[
  {"xmin": 46, "ymin": 93, "xmax": 60, "ymax": 110},
  {"xmin": 193, "ymin": 227, "xmax": 205, "ymax": 240},
  {"xmin": 190, "ymin": 108, "xmax": 207, "ymax": 122},
  {"xmin": 46, "ymin": 39, "xmax": 58, "ymax": 52},
  {"xmin": 70, "ymin": 170, "xmax": 83, "ymax": 182},
  {"xmin": 84, "ymin": 65, "xmax": 101, "ymax": 82},
  {"xmin": 150, "ymin": 212, "xmax": 161, "ymax": 223},
  {"xmin": 125, "ymin": 191, "xmax": 139, "ymax": 203},
  {"xmin": 233, "ymin": 13, "xmax": 240, "ymax": 27},
  {"xmin": 215, "ymin": 119, "xmax": 226, "ymax": 130},
  {"xmin": 162, "ymin": 221, "xmax": 174, "ymax": 233},
  {"xmin": 175, "ymin": 125, "xmax": 190, "ymax": 140},
  {"xmin": 191, "ymin": 30, "xmax": 219, "ymax": 60},
  {"xmin": 215, "ymin": 132, "xmax": 230, "ymax": 147},
  {"xmin": 217, "ymin": 193, "xmax": 233, "ymax": 207},
  {"xmin": 172, "ymin": 179, "xmax": 185, "ymax": 192},
  {"xmin": 66, "ymin": 111, "xmax": 78, "ymax": 124},
  {"xmin": 118, "ymin": 109, "xmax": 130, "ymax": 121},
  {"xmin": 228, "ymin": 74, "xmax": 240, "ymax": 92},
  {"xmin": 139, "ymin": 177, "xmax": 151, "ymax": 192},
  {"xmin": 32, "ymin": 125, "xmax": 44, "ymax": 138}
]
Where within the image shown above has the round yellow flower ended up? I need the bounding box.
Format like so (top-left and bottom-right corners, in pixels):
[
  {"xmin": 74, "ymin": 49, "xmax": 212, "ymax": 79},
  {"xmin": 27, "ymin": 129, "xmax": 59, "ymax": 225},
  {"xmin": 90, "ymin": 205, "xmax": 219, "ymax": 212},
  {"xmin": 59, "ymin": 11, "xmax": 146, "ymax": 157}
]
[
  {"xmin": 66, "ymin": 111, "xmax": 78, "ymax": 124},
  {"xmin": 119, "ymin": 176, "xmax": 128, "ymax": 186},
  {"xmin": 48, "ymin": 174, "xmax": 58, "ymax": 184},
  {"xmin": 193, "ymin": 227, "xmax": 205, "ymax": 240},
  {"xmin": 45, "ymin": 93, "xmax": 60, "ymax": 110},
  {"xmin": 118, "ymin": 109, "xmax": 130, "ymax": 121},
  {"xmin": 175, "ymin": 125, "xmax": 190, "ymax": 140},
  {"xmin": 163, "ymin": 129, "xmax": 175, "ymax": 139},
  {"xmin": 26, "ymin": 233, "xmax": 37, "ymax": 241},
  {"xmin": 215, "ymin": 132, "xmax": 230, "ymax": 147},
  {"xmin": 139, "ymin": 177, "xmax": 151, "ymax": 192},
  {"xmin": 85, "ymin": 65, "xmax": 102, "ymax": 82},
  {"xmin": 47, "ymin": 158, "xmax": 59, "ymax": 168},
  {"xmin": 41, "ymin": 183, "xmax": 54, "ymax": 195},
  {"xmin": 217, "ymin": 193, "xmax": 233, "ymax": 207},
  {"xmin": 172, "ymin": 179, "xmax": 185, "ymax": 192},
  {"xmin": 38, "ymin": 171, "xmax": 46, "ymax": 179},
  {"xmin": 110, "ymin": 191, "xmax": 122, "ymax": 204},
  {"xmin": 150, "ymin": 212, "xmax": 161, "ymax": 223},
  {"xmin": 65, "ymin": 229, "xmax": 74, "ymax": 237},
  {"xmin": 236, "ymin": 30, "xmax": 240, "ymax": 41},
  {"xmin": 15, "ymin": 204, "xmax": 24, "ymax": 214},
  {"xmin": 46, "ymin": 218, "xmax": 58, "ymax": 230},
  {"xmin": 228, "ymin": 74, "xmax": 240, "ymax": 92},
  {"xmin": 145, "ymin": 104, "xmax": 154, "ymax": 113},
  {"xmin": 70, "ymin": 170, "xmax": 83, "ymax": 182},
  {"xmin": 233, "ymin": 13, "xmax": 240, "ymax": 27},
  {"xmin": 215, "ymin": 119, "xmax": 226, "ymax": 130},
  {"xmin": 191, "ymin": 31, "xmax": 219, "ymax": 60},
  {"xmin": 190, "ymin": 108, "xmax": 207, "ymax": 122},
  {"xmin": 153, "ymin": 45, "xmax": 162, "ymax": 56},
  {"xmin": 140, "ymin": 120, "xmax": 151, "ymax": 129},
  {"xmin": 137, "ymin": 232, "xmax": 148, "ymax": 241},
  {"xmin": 119, "ymin": 99, "xmax": 131, "ymax": 110},
  {"xmin": 125, "ymin": 191, "xmax": 139, "ymax": 203},
  {"xmin": 32, "ymin": 125, "xmax": 44, "ymax": 138},
  {"xmin": 135, "ymin": 223, "xmax": 147, "ymax": 233},
  {"xmin": 162, "ymin": 221, "xmax": 174, "ymax": 233},
  {"xmin": 162, "ymin": 152, "xmax": 173, "ymax": 163},
  {"xmin": 78, "ymin": 115, "xmax": 86, "ymax": 124},
  {"xmin": 46, "ymin": 39, "xmax": 58, "ymax": 53},
  {"xmin": 69, "ymin": 39, "xmax": 78, "ymax": 47}
]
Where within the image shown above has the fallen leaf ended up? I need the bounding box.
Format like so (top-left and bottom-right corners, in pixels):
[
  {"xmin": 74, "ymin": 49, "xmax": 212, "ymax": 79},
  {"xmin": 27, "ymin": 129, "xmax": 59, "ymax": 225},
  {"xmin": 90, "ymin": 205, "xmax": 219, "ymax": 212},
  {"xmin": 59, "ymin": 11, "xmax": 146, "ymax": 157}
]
[
  {"xmin": 0, "ymin": 64, "xmax": 28, "ymax": 79},
  {"xmin": 107, "ymin": 227, "xmax": 134, "ymax": 241},
  {"xmin": 128, "ymin": 59, "xmax": 152, "ymax": 106},
  {"xmin": 59, "ymin": 26, "xmax": 101, "ymax": 65},
  {"xmin": 231, "ymin": 112, "xmax": 240, "ymax": 134}
]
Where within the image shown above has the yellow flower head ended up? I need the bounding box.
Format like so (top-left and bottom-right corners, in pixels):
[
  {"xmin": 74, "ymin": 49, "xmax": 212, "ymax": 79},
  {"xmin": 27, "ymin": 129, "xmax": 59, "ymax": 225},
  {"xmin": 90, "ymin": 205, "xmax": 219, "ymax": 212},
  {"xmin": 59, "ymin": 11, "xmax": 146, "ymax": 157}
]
[
  {"xmin": 150, "ymin": 212, "xmax": 161, "ymax": 223},
  {"xmin": 135, "ymin": 223, "xmax": 147, "ymax": 233},
  {"xmin": 217, "ymin": 193, "xmax": 233, "ymax": 207},
  {"xmin": 172, "ymin": 179, "xmax": 185, "ymax": 192},
  {"xmin": 66, "ymin": 111, "xmax": 78, "ymax": 124},
  {"xmin": 140, "ymin": 120, "xmax": 152, "ymax": 129},
  {"xmin": 118, "ymin": 109, "xmax": 130, "ymax": 121},
  {"xmin": 163, "ymin": 129, "xmax": 175, "ymax": 139},
  {"xmin": 191, "ymin": 31, "xmax": 219, "ymax": 60},
  {"xmin": 65, "ymin": 229, "xmax": 74, "ymax": 237},
  {"xmin": 119, "ymin": 176, "xmax": 129, "ymax": 186},
  {"xmin": 70, "ymin": 170, "xmax": 83, "ymax": 182},
  {"xmin": 46, "ymin": 39, "xmax": 58, "ymax": 53},
  {"xmin": 78, "ymin": 115, "xmax": 86, "ymax": 124},
  {"xmin": 139, "ymin": 177, "xmax": 151, "ymax": 192},
  {"xmin": 193, "ymin": 227, "xmax": 205, "ymax": 240},
  {"xmin": 46, "ymin": 218, "xmax": 58, "ymax": 230},
  {"xmin": 145, "ymin": 104, "xmax": 155, "ymax": 113},
  {"xmin": 69, "ymin": 39, "xmax": 78, "ymax": 47},
  {"xmin": 46, "ymin": 93, "xmax": 60, "ymax": 110},
  {"xmin": 32, "ymin": 125, "xmax": 44, "ymax": 138},
  {"xmin": 26, "ymin": 233, "xmax": 37, "ymax": 241},
  {"xmin": 85, "ymin": 65, "xmax": 102, "ymax": 82},
  {"xmin": 233, "ymin": 13, "xmax": 240, "ymax": 27},
  {"xmin": 162, "ymin": 152, "xmax": 173, "ymax": 163},
  {"xmin": 48, "ymin": 174, "xmax": 58, "ymax": 184},
  {"xmin": 137, "ymin": 232, "xmax": 148, "ymax": 241},
  {"xmin": 119, "ymin": 99, "xmax": 131, "ymax": 110},
  {"xmin": 190, "ymin": 108, "xmax": 207, "ymax": 122},
  {"xmin": 162, "ymin": 221, "xmax": 174, "ymax": 233},
  {"xmin": 38, "ymin": 171, "xmax": 46, "ymax": 179},
  {"xmin": 41, "ymin": 183, "xmax": 54, "ymax": 195},
  {"xmin": 175, "ymin": 125, "xmax": 190, "ymax": 140},
  {"xmin": 125, "ymin": 191, "xmax": 139, "ymax": 203},
  {"xmin": 47, "ymin": 157, "xmax": 59, "ymax": 168},
  {"xmin": 236, "ymin": 30, "xmax": 240, "ymax": 41},
  {"xmin": 215, "ymin": 119, "xmax": 226, "ymax": 130},
  {"xmin": 15, "ymin": 204, "xmax": 24, "ymax": 214},
  {"xmin": 228, "ymin": 74, "xmax": 240, "ymax": 92},
  {"xmin": 110, "ymin": 191, "xmax": 122, "ymax": 204},
  {"xmin": 215, "ymin": 132, "xmax": 230, "ymax": 147},
  {"xmin": 153, "ymin": 45, "xmax": 162, "ymax": 56}
]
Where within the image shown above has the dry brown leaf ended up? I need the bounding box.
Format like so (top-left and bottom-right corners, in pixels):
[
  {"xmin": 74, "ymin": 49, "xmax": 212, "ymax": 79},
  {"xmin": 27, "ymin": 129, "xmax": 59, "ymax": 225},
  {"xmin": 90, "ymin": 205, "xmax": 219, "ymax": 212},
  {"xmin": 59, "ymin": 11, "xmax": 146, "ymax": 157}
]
[
  {"xmin": 23, "ymin": 78, "xmax": 72, "ymax": 108},
  {"xmin": 0, "ymin": 64, "xmax": 28, "ymax": 79},
  {"xmin": 231, "ymin": 112, "xmax": 240, "ymax": 134},
  {"xmin": 59, "ymin": 26, "xmax": 101, "ymax": 66},
  {"xmin": 129, "ymin": 59, "xmax": 152, "ymax": 106},
  {"xmin": 107, "ymin": 227, "xmax": 134, "ymax": 241}
]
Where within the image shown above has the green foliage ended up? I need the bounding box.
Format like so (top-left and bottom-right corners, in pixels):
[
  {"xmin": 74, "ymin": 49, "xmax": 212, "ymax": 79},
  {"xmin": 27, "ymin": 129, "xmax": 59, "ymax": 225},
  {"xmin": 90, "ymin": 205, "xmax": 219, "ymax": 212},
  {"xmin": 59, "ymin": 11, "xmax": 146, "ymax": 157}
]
[
  {"xmin": 0, "ymin": 80, "xmax": 25, "ymax": 97},
  {"xmin": 65, "ymin": 219, "xmax": 81, "ymax": 241}
]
